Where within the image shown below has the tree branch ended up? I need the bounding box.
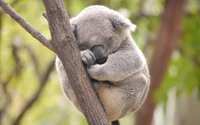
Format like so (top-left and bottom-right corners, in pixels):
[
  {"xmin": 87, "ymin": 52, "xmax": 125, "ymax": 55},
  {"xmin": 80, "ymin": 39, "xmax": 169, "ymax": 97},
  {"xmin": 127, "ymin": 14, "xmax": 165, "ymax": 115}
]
[
  {"xmin": 0, "ymin": 0, "xmax": 55, "ymax": 52},
  {"xmin": 12, "ymin": 58, "xmax": 55, "ymax": 125},
  {"xmin": 135, "ymin": 0, "xmax": 187, "ymax": 125},
  {"xmin": 0, "ymin": 38, "xmax": 23, "ymax": 123},
  {"xmin": 42, "ymin": 0, "xmax": 110, "ymax": 125}
]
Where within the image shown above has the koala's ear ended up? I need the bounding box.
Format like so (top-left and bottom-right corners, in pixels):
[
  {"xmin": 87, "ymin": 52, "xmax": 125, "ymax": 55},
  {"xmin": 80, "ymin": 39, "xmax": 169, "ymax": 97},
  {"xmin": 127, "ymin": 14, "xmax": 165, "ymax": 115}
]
[
  {"xmin": 71, "ymin": 23, "xmax": 77, "ymax": 38},
  {"xmin": 109, "ymin": 13, "xmax": 136, "ymax": 32},
  {"xmin": 70, "ymin": 18, "xmax": 77, "ymax": 38}
]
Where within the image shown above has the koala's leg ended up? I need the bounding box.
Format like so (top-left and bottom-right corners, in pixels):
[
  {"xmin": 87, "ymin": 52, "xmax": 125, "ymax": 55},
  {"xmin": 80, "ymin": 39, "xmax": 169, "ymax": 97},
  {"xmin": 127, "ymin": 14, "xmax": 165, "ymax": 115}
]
[
  {"xmin": 93, "ymin": 81, "xmax": 124, "ymax": 121},
  {"xmin": 117, "ymin": 71, "xmax": 149, "ymax": 115},
  {"xmin": 87, "ymin": 47, "xmax": 146, "ymax": 83},
  {"xmin": 93, "ymin": 70, "xmax": 149, "ymax": 121}
]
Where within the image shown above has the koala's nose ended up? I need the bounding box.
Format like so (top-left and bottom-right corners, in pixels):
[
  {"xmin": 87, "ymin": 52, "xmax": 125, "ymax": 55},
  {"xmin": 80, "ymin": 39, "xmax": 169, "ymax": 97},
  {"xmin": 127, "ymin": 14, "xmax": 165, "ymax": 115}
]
[{"xmin": 91, "ymin": 45, "xmax": 107, "ymax": 64}]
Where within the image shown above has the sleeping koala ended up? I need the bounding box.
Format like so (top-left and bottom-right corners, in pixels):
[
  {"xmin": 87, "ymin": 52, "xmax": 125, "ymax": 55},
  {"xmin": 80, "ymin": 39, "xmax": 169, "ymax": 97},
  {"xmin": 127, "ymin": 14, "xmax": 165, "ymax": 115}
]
[{"xmin": 56, "ymin": 5, "xmax": 150, "ymax": 122}]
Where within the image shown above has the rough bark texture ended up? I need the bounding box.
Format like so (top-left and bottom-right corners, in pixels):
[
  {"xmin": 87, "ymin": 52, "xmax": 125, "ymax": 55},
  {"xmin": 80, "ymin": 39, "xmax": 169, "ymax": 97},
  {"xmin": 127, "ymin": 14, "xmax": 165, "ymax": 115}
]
[
  {"xmin": 42, "ymin": 0, "xmax": 110, "ymax": 125},
  {"xmin": 135, "ymin": 0, "xmax": 187, "ymax": 125}
]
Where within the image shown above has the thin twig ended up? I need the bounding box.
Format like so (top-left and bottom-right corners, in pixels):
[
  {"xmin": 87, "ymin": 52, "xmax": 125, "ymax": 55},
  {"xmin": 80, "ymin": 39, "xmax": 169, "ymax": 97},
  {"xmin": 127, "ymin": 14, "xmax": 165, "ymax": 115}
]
[
  {"xmin": 0, "ymin": 0, "xmax": 55, "ymax": 52},
  {"xmin": 42, "ymin": 12, "xmax": 48, "ymax": 20}
]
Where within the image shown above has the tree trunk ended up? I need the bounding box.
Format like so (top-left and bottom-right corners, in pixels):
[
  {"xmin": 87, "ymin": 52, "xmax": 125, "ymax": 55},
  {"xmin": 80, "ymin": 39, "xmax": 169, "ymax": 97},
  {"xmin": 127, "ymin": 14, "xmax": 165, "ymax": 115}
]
[
  {"xmin": 135, "ymin": 0, "xmax": 187, "ymax": 125},
  {"xmin": 42, "ymin": 0, "xmax": 110, "ymax": 125}
]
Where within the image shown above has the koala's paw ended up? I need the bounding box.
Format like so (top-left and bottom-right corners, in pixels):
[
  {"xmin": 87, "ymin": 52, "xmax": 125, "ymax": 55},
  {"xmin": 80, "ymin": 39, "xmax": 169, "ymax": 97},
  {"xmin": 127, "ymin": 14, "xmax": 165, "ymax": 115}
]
[
  {"xmin": 87, "ymin": 64, "xmax": 106, "ymax": 81},
  {"xmin": 81, "ymin": 49, "xmax": 96, "ymax": 65}
]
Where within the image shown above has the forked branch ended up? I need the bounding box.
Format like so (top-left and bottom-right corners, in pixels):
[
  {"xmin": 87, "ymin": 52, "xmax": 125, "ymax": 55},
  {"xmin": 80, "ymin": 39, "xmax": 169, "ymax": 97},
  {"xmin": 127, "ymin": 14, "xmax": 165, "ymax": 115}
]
[{"xmin": 0, "ymin": 0, "xmax": 55, "ymax": 52}]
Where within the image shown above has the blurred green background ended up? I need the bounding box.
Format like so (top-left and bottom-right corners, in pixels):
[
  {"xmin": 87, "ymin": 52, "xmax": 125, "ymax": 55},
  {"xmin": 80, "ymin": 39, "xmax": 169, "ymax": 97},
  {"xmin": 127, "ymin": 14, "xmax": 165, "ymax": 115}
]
[{"xmin": 0, "ymin": 0, "xmax": 200, "ymax": 125}]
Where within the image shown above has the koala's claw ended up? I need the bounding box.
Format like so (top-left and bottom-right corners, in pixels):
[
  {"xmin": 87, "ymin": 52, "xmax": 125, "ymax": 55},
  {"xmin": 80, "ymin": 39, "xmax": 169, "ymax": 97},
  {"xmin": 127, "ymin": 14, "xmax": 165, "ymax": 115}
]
[{"xmin": 81, "ymin": 49, "xmax": 96, "ymax": 65}]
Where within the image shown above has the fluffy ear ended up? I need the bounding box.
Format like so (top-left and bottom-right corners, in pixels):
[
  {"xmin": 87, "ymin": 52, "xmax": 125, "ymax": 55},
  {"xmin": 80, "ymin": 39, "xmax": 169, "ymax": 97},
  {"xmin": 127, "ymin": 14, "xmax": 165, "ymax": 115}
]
[
  {"xmin": 109, "ymin": 12, "xmax": 136, "ymax": 32},
  {"xmin": 70, "ymin": 18, "xmax": 77, "ymax": 38},
  {"xmin": 71, "ymin": 24, "xmax": 77, "ymax": 38}
]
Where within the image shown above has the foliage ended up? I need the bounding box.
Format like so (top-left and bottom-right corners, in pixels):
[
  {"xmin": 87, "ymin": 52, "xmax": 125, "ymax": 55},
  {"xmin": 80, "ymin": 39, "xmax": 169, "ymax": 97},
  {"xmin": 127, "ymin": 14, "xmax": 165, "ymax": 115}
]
[{"xmin": 154, "ymin": 2, "xmax": 200, "ymax": 102}]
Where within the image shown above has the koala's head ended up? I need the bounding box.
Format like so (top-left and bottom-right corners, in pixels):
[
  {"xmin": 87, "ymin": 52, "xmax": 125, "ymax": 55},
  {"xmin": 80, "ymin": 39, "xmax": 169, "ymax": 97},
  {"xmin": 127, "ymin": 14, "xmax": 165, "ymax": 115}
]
[{"xmin": 71, "ymin": 5, "xmax": 136, "ymax": 64}]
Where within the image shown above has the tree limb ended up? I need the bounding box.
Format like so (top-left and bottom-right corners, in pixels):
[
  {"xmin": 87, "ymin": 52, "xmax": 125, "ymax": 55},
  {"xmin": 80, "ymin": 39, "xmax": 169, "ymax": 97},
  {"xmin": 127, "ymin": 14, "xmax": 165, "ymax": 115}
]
[
  {"xmin": 0, "ymin": 0, "xmax": 55, "ymax": 52},
  {"xmin": 0, "ymin": 38, "xmax": 23, "ymax": 123},
  {"xmin": 135, "ymin": 0, "xmax": 187, "ymax": 125},
  {"xmin": 42, "ymin": 0, "xmax": 110, "ymax": 125},
  {"xmin": 12, "ymin": 58, "xmax": 55, "ymax": 125}
]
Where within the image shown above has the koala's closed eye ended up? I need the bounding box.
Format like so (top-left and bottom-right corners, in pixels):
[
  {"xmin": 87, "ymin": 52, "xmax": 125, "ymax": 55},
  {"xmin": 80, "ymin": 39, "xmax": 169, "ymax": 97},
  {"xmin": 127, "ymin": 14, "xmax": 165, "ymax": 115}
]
[
  {"xmin": 106, "ymin": 37, "xmax": 114, "ymax": 46},
  {"xmin": 79, "ymin": 44, "xmax": 88, "ymax": 51}
]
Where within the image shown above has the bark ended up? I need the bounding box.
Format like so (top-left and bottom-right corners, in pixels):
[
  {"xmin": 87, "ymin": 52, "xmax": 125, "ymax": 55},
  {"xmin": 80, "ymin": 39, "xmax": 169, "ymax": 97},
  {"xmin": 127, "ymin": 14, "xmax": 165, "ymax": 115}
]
[
  {"xmin": 42, "ymin": 0, "xmax": 109, "ymax": 125},
  {"xmin": 135, "ymin": 0, "xmax": 187, "ymax": 125}
]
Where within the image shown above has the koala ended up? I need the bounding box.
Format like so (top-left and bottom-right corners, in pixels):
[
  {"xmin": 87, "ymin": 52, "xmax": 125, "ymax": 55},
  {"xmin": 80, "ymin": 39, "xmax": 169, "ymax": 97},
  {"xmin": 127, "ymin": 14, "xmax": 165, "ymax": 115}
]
[{"xmin": 56, "ymin": 5, "xmax": 150, "ymax": 123}]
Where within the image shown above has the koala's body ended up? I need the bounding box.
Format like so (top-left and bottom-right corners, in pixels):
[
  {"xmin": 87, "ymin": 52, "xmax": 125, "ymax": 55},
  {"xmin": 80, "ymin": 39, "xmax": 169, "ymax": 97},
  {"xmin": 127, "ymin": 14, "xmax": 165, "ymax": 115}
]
[{"xmin": 56, "ymin": 5, "xmax": 150, "ymax": 122}]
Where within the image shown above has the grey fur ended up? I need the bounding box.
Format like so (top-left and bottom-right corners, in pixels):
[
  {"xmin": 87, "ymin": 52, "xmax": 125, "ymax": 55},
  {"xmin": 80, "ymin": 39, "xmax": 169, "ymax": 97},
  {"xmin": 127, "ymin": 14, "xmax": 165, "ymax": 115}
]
[{"xmin": 56, "ymin": 5, "xmax": 150, "ymax": 121}]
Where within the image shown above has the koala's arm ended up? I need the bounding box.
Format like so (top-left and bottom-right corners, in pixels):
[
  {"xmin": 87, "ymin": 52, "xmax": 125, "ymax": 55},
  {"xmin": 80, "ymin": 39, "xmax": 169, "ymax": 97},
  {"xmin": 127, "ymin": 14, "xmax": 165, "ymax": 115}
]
[{"xmin": 87, "ymin": 46, "xmax": 146, "ymax": 82}]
